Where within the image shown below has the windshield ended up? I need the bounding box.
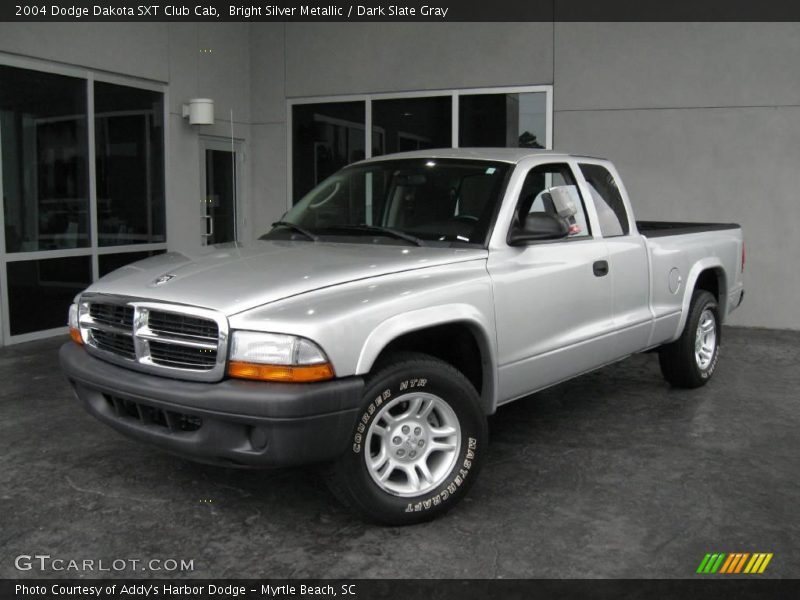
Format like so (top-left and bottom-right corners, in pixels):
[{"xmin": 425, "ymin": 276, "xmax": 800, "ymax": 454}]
[{"xmin": 262, "ymin": 159, "xmax": 511, "ymax": 246}]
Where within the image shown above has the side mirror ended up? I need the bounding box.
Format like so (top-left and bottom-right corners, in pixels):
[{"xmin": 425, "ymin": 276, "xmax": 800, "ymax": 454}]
[
  {"xmin": 509, "ymin": 213, "xmax": 569, "ymax": 245},
  {"xmin": 549, "ymin": 186, "xmax": 578, "ymax": 219}
]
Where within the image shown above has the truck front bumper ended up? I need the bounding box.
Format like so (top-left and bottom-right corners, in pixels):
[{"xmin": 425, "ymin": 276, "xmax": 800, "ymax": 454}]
[{"xmin": 59, "ymin": 343, "xmax": 364, "ymax": 468}]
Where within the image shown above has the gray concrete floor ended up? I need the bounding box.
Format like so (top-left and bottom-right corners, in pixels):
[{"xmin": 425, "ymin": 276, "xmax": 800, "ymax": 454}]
[{"xmin": 1, "ymin": 327, "xmax": 798, "ymax": 579}]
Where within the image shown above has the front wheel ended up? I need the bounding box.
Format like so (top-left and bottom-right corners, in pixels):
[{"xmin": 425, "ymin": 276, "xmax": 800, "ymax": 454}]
[
  {"xmin": 328, "ymin": 352, "xmax": 488, "ymax": 525},
  {"xmin": 659, "ymin": 290, "xmax": 721, "ymax": 388}
]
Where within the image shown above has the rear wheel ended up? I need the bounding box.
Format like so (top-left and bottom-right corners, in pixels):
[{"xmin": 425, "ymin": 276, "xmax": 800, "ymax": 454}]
[
  {"xmin": 328, "ymin": 352, "xmax": 487, "ymax": 525},
  {"xmin": 659, "ymin": 290, "xmax": 720, "ymax": 388}
]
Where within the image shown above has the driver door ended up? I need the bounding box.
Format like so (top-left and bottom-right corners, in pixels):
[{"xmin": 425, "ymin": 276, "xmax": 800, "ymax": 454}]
[{"xmin": 488, "ymin": 161, "xmax": 616, "ymax": 403}]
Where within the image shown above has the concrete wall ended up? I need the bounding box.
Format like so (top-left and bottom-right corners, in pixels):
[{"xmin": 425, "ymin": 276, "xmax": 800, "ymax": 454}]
[
  {"xmin": 553, "ymin": 23, "xmax": 800, "ymax": 329},
  {"xmin": 248, "ymin": 24, "xmax": 287, "ymax": 242},
  {"xmin": 283, "ymin": 23, "xmax": 553, "ymax": 96}
]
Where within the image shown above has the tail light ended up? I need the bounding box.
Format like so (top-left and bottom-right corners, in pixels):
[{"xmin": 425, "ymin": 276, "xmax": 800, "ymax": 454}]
[{"xmin": 741, "ymin": 242, "xmax": 746, "ymax": 273}]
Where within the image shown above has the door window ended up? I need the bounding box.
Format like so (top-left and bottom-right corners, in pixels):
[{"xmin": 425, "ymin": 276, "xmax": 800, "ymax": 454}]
[
  {"xmin": 203, "ymin": 147, "xmax": 237, "ymax": 245},
  {"xmin": 515, "ymin": 163, "xmax": 591, "ymax": 238},
  {"xmin": 579, "ymin": 164, "xmax": 629, "ymax": 237}
]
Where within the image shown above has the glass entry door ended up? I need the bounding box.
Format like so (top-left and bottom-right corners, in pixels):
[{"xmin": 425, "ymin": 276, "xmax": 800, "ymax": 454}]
[{"xmin": 200, "ymin": 138, "xmax": 241, "ymax": 246}]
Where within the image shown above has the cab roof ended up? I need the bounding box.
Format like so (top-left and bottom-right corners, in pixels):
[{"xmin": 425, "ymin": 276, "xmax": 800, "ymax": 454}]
[{"xmin": 355, "ymin": 147, "xmax": 601, "ymax": 165}]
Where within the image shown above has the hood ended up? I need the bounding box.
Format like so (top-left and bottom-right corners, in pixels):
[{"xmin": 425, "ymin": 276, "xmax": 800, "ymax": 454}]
[{"xmin": 87, "ymin": 241, "xmax": 487, "ymax": 315}]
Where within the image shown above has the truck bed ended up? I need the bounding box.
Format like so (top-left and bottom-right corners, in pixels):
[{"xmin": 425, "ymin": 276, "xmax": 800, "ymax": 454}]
[{"xmin": 636, "ymin": 221, "xmax": 741, "ymax": 238}]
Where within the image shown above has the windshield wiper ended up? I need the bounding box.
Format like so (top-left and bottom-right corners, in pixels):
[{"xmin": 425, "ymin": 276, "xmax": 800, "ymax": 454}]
[
  {"xmin": 270, "ymin": 221, "xmax": 319, "ymax": 241},
  {"xmin": 323, "ymin": 225, "xmax": 424, "ymax": 246}
]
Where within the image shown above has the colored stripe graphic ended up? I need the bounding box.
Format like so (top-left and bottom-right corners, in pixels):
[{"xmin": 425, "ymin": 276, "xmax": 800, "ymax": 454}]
[
  {"xmin": 734, "ymin": 553, "xmax": 750, "ymax": 573},
  {"xmin": 699, "ymin": 552, "xmax": 773, "ymax": 574},
  {"xmin": 719, "ymin": 554, "xmax": 736, "ymax": 573},
  {"xmin": 710, "ymin": 553, "xmax": 725, "ymax": 573},
  {"xmin": 720, "ymin": 553, "xmax": 738, "ymax": 573},
  {"xmin": 744, "ymin": 554, "xmax": 760, "ymax": 573},
  {"xmin": 697, "ymin": 553, "xmax": 727, "ymax": 573},
  {"xmin": 758, "ymin": 553, "xmax": 773, "ymax": 573},
  {"xmin": 697, "ymin": 554, "xmax": 713, "ymax": 573}
]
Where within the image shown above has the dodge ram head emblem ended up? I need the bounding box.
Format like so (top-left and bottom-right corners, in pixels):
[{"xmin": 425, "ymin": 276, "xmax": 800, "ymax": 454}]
[{"xmin": 153, "ymin": 274, "xmax": 176, "ymax": 286}]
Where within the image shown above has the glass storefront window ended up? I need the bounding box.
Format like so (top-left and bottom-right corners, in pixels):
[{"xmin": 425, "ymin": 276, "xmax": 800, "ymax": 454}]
[
  {"xmin": 6, "ymin": 256, "xmax": 92, "ymax": 336},
  {"xmin": 372, "ymin": 96, "xmax": 451, "ymax": 156},
  {"xmin": 98, "ymin": 250, "xmax": 166, "ymax": 278},
  {"xmin": 0, "ymin": 64, "xmax": 166, "ymax": 341},
  {"xmin": 459, "ymin": 92, "xmax": 547, "ymax": 149},
  {"xmin": 94, "ymin": 81, "xmax": 165, "ymax": 246},
  {"xmin": 0, "ymin": 65, "xmax": 89, "ymax": 253},
  {"xmin": 290, "ymin": 89, "xmax": 550, "ymax": 211},
  {"xmin": 292, "ymin": 102, "xmax": 365, "ymax": 203}
]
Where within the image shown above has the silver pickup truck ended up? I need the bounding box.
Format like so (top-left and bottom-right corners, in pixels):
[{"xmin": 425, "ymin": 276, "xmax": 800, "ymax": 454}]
[{"xmin": 60, "ymin": 149, "xmax": 744, "ymax": 524}]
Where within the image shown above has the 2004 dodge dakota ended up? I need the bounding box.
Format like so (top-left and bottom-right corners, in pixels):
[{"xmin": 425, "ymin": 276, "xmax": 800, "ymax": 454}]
[{"xmin": 60, "ymin": 149, "xmax": 745, "ymax": 524}]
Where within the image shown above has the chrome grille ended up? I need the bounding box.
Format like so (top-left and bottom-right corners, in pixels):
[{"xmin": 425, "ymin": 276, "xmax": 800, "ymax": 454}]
[
  {"xmin": 148, "ymin": 311, "xmax": 219, "ymax": 341},
  {"xmin": 78, "ymin": 295, "xmax": 228, "ymax": 382},
  {"xmin": 89, "ymin": 304, "xmax": 134, "ymax": 329},
  {"xmin": 90, "ymin": 329, "xmax": 136, "ymax": 359},
  {"xmin": 149, "ymin": 340, "xmax": 217, "ymax": 369}
]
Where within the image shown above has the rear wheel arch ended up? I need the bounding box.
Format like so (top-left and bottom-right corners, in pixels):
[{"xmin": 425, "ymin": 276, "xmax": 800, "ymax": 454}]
[
  {"xmin": 675, "ymin": 262, "xmax": 728, "ymax": 339},
  {"xmin": 694, "ymin": 267, "xmax": 726, "ymax": 306}
]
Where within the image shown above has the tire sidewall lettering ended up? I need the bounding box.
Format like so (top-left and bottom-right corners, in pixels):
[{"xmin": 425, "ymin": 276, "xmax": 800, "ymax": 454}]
[
  {"xmin": 404, "ymin": 438, "xmax": 477, "ymax": 514},
  {"xmin": 352, "ymin": 387, "xmax": 392, "ymax": 454}
]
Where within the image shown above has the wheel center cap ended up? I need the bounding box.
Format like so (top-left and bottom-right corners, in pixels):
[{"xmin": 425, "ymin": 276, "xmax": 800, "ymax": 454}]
[{"xmin": 392, "ymin": 421, "xmax": 427, "ymax": 460}]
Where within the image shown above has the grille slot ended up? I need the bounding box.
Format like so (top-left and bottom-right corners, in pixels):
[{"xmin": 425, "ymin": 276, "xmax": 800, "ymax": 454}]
[
  {"xmin": 149, "ymin": 340, "xmax": 218, "ymax": 369},
  {"xmin": 148, "ymin": 310, "xmax": 218, "ymax": 341},
  {"xmin": 104, "ymin": 395, "xmax": 203, "ymax": 432},
  {"xmin": 89, "ymin": 303, "xmax": 134, "ymax": 329},
  {"xmin": 90, "ymin": 329, "xmax": 136, "ymax": 359}
]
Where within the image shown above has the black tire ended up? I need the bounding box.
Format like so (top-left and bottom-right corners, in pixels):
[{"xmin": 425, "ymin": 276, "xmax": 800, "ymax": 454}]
[
  {"xmin": 658, "ymin": 290, "xmax": 721, "ymax": 388},
  {"xmin": 327, "ymin": 352, "xmax": 488, "ymax": 525}
]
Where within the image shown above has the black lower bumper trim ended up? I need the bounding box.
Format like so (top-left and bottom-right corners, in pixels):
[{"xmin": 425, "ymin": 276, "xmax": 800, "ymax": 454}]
[{"xmin": 59, "ymin": 343, "xmax": 364, "ymax": 467}]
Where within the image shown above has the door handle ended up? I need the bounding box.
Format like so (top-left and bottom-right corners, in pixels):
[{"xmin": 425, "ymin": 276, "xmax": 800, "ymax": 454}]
[
  {"xmin": 593, "ymin": 260, "xmax": 609, "ymax": 277},
  {"xmin": 201, "ymin": 215, "xmax": 214, "ymax": 237}
]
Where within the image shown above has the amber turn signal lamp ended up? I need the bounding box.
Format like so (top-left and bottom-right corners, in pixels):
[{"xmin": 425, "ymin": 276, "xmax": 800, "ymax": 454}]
[
  {"xmin": 69, "ymin": 327, "xmax": 83, "ymax": 345},
  {"xmin": 228, "ymin": 361, "xmax": 334, "ymax": 383}
]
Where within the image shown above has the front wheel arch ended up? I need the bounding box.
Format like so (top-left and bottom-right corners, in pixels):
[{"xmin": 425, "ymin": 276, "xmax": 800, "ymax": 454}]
[{"xmin": 355, "ymin": 310, "xmax": 498, "ymax": 414}]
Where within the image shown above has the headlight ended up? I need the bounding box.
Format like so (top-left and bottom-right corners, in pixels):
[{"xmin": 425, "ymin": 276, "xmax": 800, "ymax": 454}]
[
  {"xmin": 68, "ymin": 303, "xmax": 83, "ymax": 345},
  {"xmin": 227, "ymin": 331, "xmax": 334, "ymax": 382}
]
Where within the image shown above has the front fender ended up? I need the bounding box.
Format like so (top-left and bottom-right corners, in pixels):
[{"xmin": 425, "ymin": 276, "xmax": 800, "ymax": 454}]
[{"xmin": 355, "ymin": 304, "xmax": 499, "ymax": 413}]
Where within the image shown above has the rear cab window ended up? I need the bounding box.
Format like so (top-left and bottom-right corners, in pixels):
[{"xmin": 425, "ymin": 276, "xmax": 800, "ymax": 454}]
[{"xmin": 579, "ymin": 163, "xmax": 629, "ymax": 237}]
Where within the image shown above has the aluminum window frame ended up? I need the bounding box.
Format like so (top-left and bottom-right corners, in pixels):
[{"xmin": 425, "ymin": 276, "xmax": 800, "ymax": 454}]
[
  {"xmin": 0, "ymin": 53, "xmax": 168, "ymax": 346},
  {"xmin": 286, "ymin": 85, "xmax": 553, "ymax": 211}
]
